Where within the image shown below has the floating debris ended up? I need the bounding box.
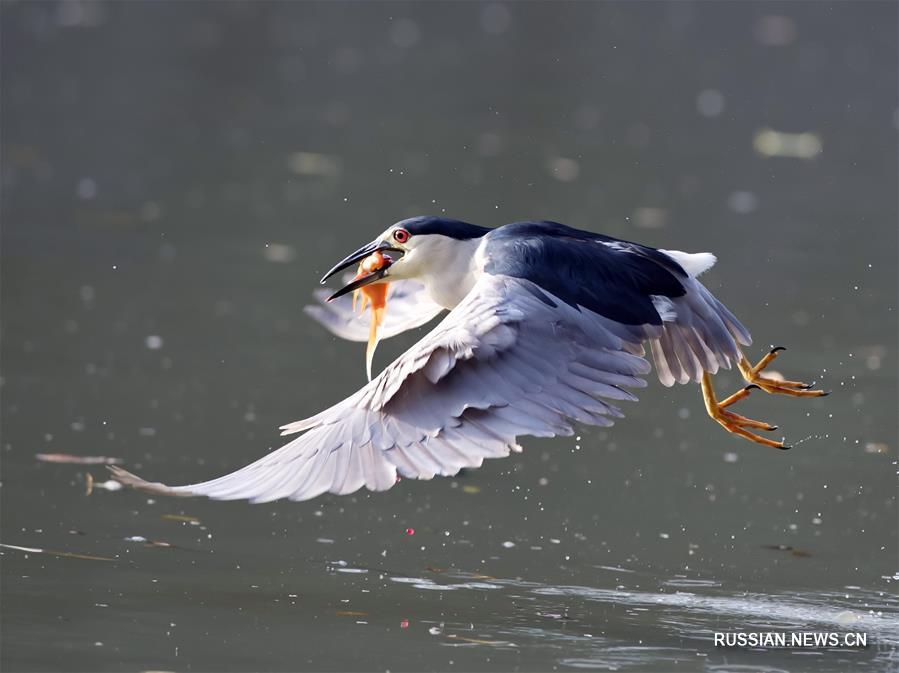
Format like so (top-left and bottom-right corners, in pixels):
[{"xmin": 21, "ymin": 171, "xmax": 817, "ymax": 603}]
[
  {"xmin": 404, "ymin": 527, "xmax": 415, "ymax": 536},
  {"xmin": 161, "ymin": 514, "xmax": 201, "ymax": 524},
  {"xmin": 461, "ymin": 485, "xmax": 481, "ymax": 494},
  {"xmin": 37, "ymin": 453, "xmax": 123, "ymax": 465},
  {"xmin": 864, "ymin": 442, "xmax": 889, "ymax": 454},
  {"xmin": 753, "ymin": 128, "xmax": 822, "ymax": 159},
  {"xmin": 336, "ymin": 610, "xmax": 367, "ymax": 617},
  {"xmin": 85, "ymin": 473, "xmax": 123, "ymax": 495},
  {"xmin": 0, "ymin": 543, "xmax": 116, "ymax": 562},
  {"xmin": 124, "ymin": 536, "xmax": 178, "ymax": 550},
  {"xmin": 287, "ymin": 151, "xmax": 341, "ymax": 178},
  {"xmin": 762, "ymin": 544, "xmax": 812, "ymax": 558}
]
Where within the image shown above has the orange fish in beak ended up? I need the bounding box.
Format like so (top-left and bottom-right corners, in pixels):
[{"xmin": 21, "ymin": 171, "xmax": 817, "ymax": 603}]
[{"xmin": 351, "ymin": 250, "xmax": 392, "ymax": 381}]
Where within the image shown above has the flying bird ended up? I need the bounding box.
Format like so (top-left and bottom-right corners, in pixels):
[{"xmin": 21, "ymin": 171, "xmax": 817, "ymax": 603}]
[{"xmin": 109, "ymin": 217, "xmax": 827, "ymax": 503}]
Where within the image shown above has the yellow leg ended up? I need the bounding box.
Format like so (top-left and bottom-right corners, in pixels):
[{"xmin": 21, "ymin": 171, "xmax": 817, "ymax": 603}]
[
  {"xmin": 701, "ymin": 372, "xmax": 788, "ymax": 450},
  {"xmin": 738, "ymin": 347, "xmax": 829, "ymax": 397}
]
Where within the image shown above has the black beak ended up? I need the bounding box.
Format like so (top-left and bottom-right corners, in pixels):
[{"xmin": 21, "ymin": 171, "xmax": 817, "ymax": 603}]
[
  {"xmin": 320, "ymin": 239, "xmax": 401, "ymax": 284},
  {"xmin": 326, "ymin": 262, "xmax": 393, "ymax": 302}
]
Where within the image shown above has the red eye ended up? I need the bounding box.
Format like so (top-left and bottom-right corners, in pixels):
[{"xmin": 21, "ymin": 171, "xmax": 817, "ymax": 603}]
[{"xmin": 393, "ymin": 228, "xmax": 410, "ymax": 243}]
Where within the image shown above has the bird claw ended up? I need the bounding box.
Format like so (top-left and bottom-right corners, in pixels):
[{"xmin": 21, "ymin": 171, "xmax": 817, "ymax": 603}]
[
  {"xmin": 738, "ymin": 348, "xmax": 828, "ymax": 398},
  {"xmin": 699, "ymin": 345, "xmax": 828, "ymax": 450},
  {"xmin": 701, "ymin": 373, "xmax": 787, "ymax": 449},
  {"xmin": 710, "ymin": 413, "xmax": 787, "ymax": 449}
]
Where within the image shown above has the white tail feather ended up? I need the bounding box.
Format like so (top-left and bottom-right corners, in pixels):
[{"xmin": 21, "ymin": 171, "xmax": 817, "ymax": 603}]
[{"xmin": 660, "ymin": 249, "xmax": 717, "ymax": 278}]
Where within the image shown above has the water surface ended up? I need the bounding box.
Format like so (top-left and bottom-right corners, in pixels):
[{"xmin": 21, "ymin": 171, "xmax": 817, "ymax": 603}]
[{"xmin": 2, "ymin": 2, "xmax": 897, "ymax": 671}]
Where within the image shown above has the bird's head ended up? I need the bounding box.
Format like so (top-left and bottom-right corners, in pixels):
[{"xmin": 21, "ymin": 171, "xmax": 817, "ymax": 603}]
[
  {"xmin": 320, "ymin": 216, "xmax": 490, "ymax": 300},
  {"xmin": 320, "ymin": 216, "xmax": 491, "ymax": 380}
]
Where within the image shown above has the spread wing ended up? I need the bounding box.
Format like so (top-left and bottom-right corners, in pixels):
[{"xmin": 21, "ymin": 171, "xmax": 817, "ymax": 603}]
[
  {"xmin": 304, "ymin": 275, "xmax": 444, "ymax": 342},
  {"xmin": 109, "ymin": 274, "xmax": 653, "ymax": 503}
]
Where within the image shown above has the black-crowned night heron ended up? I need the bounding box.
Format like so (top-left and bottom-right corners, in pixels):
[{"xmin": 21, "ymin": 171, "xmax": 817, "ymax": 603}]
[{"xmin": 110, "ymin": 217, "xmax": 826, "ymax": 503}]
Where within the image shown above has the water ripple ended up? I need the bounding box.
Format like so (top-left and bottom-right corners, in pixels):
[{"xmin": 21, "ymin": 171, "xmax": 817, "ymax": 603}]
[{"xmin": 384, "ymin": 568, "xmax": 899, "ymax": 670}]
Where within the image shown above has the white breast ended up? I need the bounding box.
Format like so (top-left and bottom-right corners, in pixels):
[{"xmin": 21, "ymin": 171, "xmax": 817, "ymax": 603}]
[{"xmin": 418, "ymin": 236, "xmax": 485, "ymax": 309}]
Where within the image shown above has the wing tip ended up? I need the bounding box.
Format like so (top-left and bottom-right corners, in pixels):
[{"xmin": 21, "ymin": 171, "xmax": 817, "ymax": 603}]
[
  {"xmin": 279, "ymin": 418, "xmax": 319, "ymax": 435},
  {"xmin": 106, "ymin": 465, "xmax": 194, "ymax": 498}
]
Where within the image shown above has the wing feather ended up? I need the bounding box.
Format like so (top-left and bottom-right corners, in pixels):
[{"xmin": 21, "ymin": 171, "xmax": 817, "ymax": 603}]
[
  {"xmin": 109, "ymin": 275, "xmax": 652, "ymax": 502},
  {"xmin": 304, "ymin": 278, "xmax": 444, "ymax": 342}
]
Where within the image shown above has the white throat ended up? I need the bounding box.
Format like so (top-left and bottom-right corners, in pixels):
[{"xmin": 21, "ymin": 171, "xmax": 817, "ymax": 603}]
[{"xmin": 400, "ymin": 236, "xmax": 484, "ymax": 309}]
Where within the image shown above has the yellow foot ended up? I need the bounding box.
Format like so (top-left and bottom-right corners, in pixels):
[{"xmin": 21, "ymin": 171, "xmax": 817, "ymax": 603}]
[
  {"xmin": 738, "ymin": 346, "xmax": 830, "ymax": 397},
  {"xmin": 701, "ymin": 372, "xmax": 788, "ymax": 449}
]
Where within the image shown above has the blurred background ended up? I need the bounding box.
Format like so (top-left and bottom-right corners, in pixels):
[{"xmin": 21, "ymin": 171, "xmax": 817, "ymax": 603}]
[{"xmin": 2, "ymin": 2, "xmax": 897, "ymax": 671}]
